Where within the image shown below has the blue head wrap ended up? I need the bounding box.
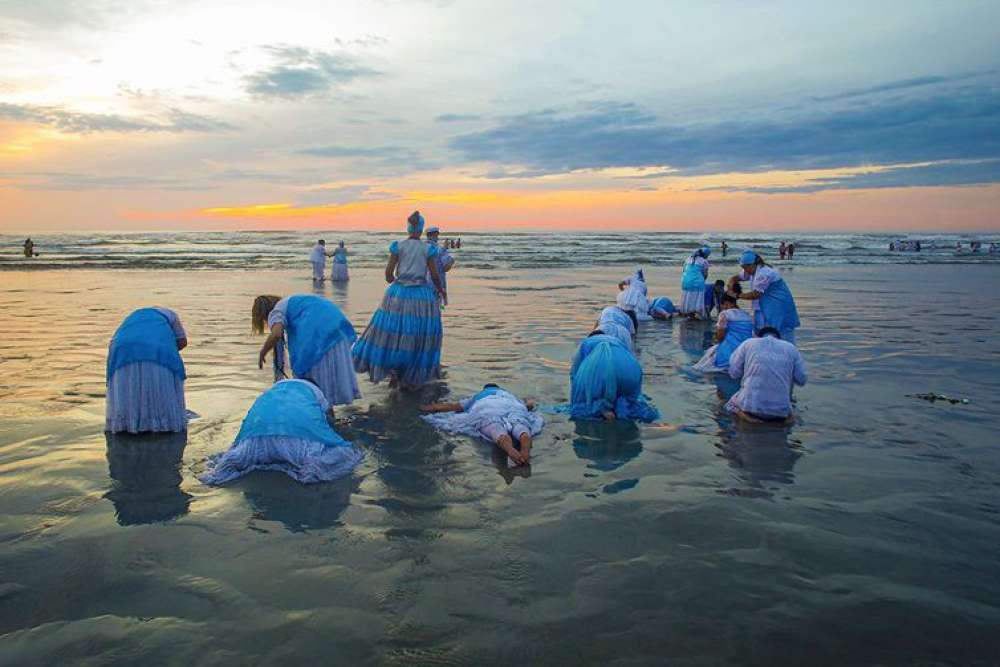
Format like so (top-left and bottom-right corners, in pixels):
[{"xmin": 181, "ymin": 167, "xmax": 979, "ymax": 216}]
[
  {"xmin": 740, "ymin": 249, "xmax": 757, "ymax": 266},
  {"xmin": 701, "ymin": 245, "xmax": 711, "ymax": 257},
  {"xmin": 407, "ymin": 211, "xmax": 425, "ymax": 235}
]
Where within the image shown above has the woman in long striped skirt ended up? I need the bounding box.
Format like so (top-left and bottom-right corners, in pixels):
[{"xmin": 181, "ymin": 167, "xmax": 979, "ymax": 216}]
[{"xmin": 352, "ymin": 211, "xmax": 446, "ymax": 389}]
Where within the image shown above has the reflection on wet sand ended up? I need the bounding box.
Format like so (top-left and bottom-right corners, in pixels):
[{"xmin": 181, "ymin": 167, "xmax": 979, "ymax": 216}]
[
  {"xmin": 712, "ymin": 409, "xmax": 803, "ymax": 496},
  {"xmin": 678, "ymin": 319, "xmax": 713, "ymax": 360},
  {"xmin": 242, "ymin": 473, "xmax": 360, "ymax": 532},
  {"xmin": 104, "ymin": 431, "xmax": 191, "ymax": 525},
  {"xmin": 572, "ymin": 419, "xmax": 643, "ymax": 472}
]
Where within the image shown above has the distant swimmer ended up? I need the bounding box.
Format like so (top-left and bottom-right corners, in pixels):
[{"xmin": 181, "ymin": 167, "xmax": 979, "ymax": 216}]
[
  {"xmin": 23, "ymin": 238, "xmax": 36, "ymax": 257},
  {"xmin": 787, "ymin": 243, "xmax": 796, "ymax": 260},
  {"xmin": 331, "ymin": 241, "xmax": 349, "ymax": 282},
  {"xmin": 309, "ymin": 239, "xmax": 333, "ymax": 281},
  {"xmin": 421, "ymin": 384, "xmax": 543, "ymax": 466},
  {"xmin": 105, "ymin": 308, "xmax": 188, "ymax": 433},
  {"xmin": 779, "ymin": 241, "xmax": 787, "ymax": 260},
  {"xmin": 725, "ymin": 327, "xmax": 807, "ymax": 423},
  {"xmin": 694, "ymin": 294, "xmax": 754, "ymax": 373},
  {"xmin": 200, "ymin": 379, "xmax": 363, "ymax": 485},
  {"xmin": 721, "ymin": 240, "xmax": 728, "ymax": 257}
]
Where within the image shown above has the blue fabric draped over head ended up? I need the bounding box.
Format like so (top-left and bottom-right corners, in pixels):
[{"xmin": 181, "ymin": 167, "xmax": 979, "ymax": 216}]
[
  {"xmin": 740, "ymin": 249, "xmax": 758, "ymax": 266},
  {"xmin": 681, "ymin": 253, "xmax": 707, "ymax": 291},
  {"xmin": 235, "ymin": 380, "xmax": 349, "ymax": 448},
  {"xmin": 716, "ymin": 318, "xmax": 754, "ymax": 367},
  {"xmin": 700, "ymin": 245, "xmax": 711, "ymax": 257},
  {"xmin": 284, "ymin": 295, "xmax": 357, "ymax": 378},
  {"xmin": 407, "ymin": 211, "xmax": 425, "ymax": 235},
  {"xmin": 107, "ymin": 308, "xmax": 186, "ymax": 382},
  {"xmin": 569, "ymin": 334, "xmax": 659, "ymax": 422}
]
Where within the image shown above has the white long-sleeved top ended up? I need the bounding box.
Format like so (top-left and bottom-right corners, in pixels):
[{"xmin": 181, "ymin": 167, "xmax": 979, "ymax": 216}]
[
  {"xmin": 726, "ymin": 335, "xmax": 806, "ymax": 417},
  {"xmin": 309, "ymin": 244, "xmax": 328, "ymax": 265}
]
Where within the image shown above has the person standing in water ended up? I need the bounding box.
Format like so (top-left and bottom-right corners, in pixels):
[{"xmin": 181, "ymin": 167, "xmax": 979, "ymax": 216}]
[
  {"xmin": 730, "ymin": 249, "xmax": 801, "ymax": 344},
  {"xmin": 252, "ymin": 294, "xmax": 361, "ymax": 409},
  {"xmin": 787, "ymin": 243, "xmax": 795, "ymax": 260},
  {"xmin": 352, "ymin": 211, "xmax": 446, "ymax": 389},
  {"xmin": 425, "ymin": 226, "xmax": 455, "ymax": 306},
  {"xmin": 106, "ymin": 308, "xmax": 188, "ymax": 433},
  {"xmin": 726, "ymin": 327, "xmax": 807, "ymax": 423},
  {"xmin": 309, "ymin": 240, "xmax": 333, "ymax": 281},
  {"xmin": 779, "ymin": 241, "xmax": 787, "ymax": 260},
  {"xmin": 721, "ymin": 240, "xmax": 728, "ymax": 257},
  {"xmin": 679, "ymin": 246, "xmax": 711, "ymax": 319},
  {"xmin": 23, "ymin": 238, "xmax": 35, "ymax": 257},
  {"xmin": 331, "ymin": 241, "xmax": 349, "ymax": 281}
]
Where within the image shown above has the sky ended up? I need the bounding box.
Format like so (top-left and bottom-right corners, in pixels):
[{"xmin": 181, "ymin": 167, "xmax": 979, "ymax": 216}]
[{"xmin": 0, "ymin": 0, "xmax": 998, "ymax": 232}]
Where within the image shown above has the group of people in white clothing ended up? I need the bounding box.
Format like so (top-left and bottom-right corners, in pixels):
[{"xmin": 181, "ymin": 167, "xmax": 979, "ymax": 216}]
[{"xmin": 103, "ymin": 229, "xmax": 809, "ymax": 488}]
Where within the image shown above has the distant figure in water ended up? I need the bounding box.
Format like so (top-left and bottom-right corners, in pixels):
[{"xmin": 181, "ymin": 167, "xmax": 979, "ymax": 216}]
[
  {"xmin": 331, "ymin": 241, "xmax": 349, "ymax": 282},
  {"xmin": 106, "ymin": 308, "xmax": 188, "ymax": 433},
  {"xmin": 726, "ymin": 327, "xmax": 807, "ymax": 423},
  {"xmin": 23, "ymin": 238, "xmax": 35, "ymax": 257},
  {"xmin": 721, "ymin": 240, "xmax": 728, "ymax": 257},
  {"xmin": 779, "ymin": 241, "xmax": 787, "ymax": 260},
  {"xmin": 200, "ymin": 379, "xmax": 363, "ymax": 485},
  {"xmin": 425, "ymin": 226, "xmax": 455, "ymax": 306},
  {"xmin": 648, "ymin": 296, "xmax": 677, "ymax": 320},
  {"xmin": 252, "ymin": 294, "xmax": 360, "ymax": 410},
  {"xmin": 680, "ymin": 246, "xmax": 711, "ymax": 319},
  {"xmin": 787, "ymin": 243, "xmax": 795, "ymax": 260},
  {"xmin": 694, "ymin": 294, "xmax": 754, "ymax": 372},
  {"xmin": 352, "ymin": 210, "xmax": 445, "ymax": 389},
  {"xmin": 421, "ymin": 384, "xmax": 543, "ymax": 466},
  {"xmin": 732, "ymin": 249, "xmax": 800, "ymax": 344},
  {"xmin": 569, "ymin": 331, "xmax": 659, "ymax": 422},
  {"xmin": 309, "ymin": 239, "xmax": 333, "ymax": 281},
  {"xmin": 456, "ymin": 238, "xmax": 462, "ymax": 249}
]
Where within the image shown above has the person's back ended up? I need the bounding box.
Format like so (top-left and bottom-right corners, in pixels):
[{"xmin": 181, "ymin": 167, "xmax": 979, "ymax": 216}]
[
  {"xmin": 392, "ymin": 237, "xmax": 431, "ymax": 284},
  {"xmin": 727, "ymin": 334, "xmax": 806, "ymax": 419}
]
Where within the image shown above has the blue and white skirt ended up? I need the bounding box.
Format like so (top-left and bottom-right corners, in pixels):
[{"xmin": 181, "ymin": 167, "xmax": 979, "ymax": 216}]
[
  {"xmin": 680, "ymin": 289, "xmax": 707, "ymax": 318},
  {"xmin": 352, "ymin": 282, "xmax": 443, "ymax": 387},
  {"xmin": 331, "ymin": 263, "xmax": 349, "ymax": 282},
  {"xmin": 200, "ymin": 436, "xmax": 363, "ymax": 485},
  {"xmin": 106, "ymin": 361, "xmax": 187, "ymax": 433}
]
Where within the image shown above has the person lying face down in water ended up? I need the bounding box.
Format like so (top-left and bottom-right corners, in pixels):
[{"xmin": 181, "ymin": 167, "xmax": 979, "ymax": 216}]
[
  {"xmin": 725, "ymin": 326, "xmax": 807, "ymax": 423},
  {"xmin": 420, "ymin": 384, "xmax": 543, "ymax": 465}
]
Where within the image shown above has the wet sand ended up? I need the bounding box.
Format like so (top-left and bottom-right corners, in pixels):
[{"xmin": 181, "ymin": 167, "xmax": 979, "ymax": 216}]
[{"xmin": 1, "ymin": 264, "xmax": 999, "ymax": 664}]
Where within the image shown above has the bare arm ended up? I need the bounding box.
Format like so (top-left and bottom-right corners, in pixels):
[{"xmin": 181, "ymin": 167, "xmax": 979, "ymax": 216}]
[
  {"xmin": 714, "ymin": 324, "xmax": 727, "ymax": 344},
  {"xmin": 385, "ymin": 254, "xmax": 398, "ymax": 284},
  {"xmin": 419, "ymin": 402, "xmax": 464, "ymax": 413},
  {"xmin": 177, "ymin": 337, "xmax": 188, "ymax": 351},
  {"xmin": 258, "ymin": 322, "xmax": 284, "ymax": 369},
  {"xmin": 739, "ymin": 290, "xmax": 762, "ymax": 301},
  {"xmin": 427, "ymin": 257, "xmax": 445, "ymax": 298}
]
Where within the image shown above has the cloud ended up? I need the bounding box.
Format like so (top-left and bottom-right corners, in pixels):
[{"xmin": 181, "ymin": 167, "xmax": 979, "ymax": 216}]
[
  {"xmin": 449, "ymin": 87, "xmax": 1000, "ymax": 186},
  {"xmin": 243, "ymin": 44, "xmax": 377, "ymax": 99},
  {"xmin": 0, "ymin": 102, "xmax": 235, "ymax": 134},
  {"xmin": 297, "ymin": 144, "xmax": 436, "ymax": 176},
  {"xmin": 293, "ymin": 184, "xmax": 399, "ymax": 206},
  {"xmin": 710, "ymin": 160, "xmax": 1000, "ymax": 194},
  {"xmin": 811, "ymin": 72, "xmax": 988, "ymax": 102},
  {"xmin": 3, "ymin": 171, "xmax": 216, "ymax": 191},
  {"xmin": 434, "ymin": 113, "xmax": 482, "ymax": 123}
]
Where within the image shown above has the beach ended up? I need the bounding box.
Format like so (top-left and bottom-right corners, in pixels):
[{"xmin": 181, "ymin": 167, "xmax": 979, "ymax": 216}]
[{"xmin": 2, "ymin": 252, "xmax": 1000, "ymax": 664}]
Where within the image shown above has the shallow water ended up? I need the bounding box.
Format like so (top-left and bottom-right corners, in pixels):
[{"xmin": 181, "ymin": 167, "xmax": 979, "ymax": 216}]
[{"xmin": 1, "ymin": 263, "xmax": 999, "ymax": 665}]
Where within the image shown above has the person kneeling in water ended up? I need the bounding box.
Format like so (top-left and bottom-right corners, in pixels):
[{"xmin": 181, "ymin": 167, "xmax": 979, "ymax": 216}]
[
  {"xmin": 725, "ymin": 327, "xmax": 807, "ymax": 423},
  {"xmin": 421, "ymin": 384, "xmax": 542, "ymax": 466}
]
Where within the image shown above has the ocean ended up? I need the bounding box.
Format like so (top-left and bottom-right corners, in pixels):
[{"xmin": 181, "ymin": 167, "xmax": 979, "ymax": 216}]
[{"xmin": 1, "ymin": 233, "xmax": 999, "ymax": 664}]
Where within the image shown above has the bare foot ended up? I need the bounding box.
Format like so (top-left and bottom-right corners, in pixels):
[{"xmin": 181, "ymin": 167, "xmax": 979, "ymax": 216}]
[
  {"xmin": 496, "ymin": 434, "xmax": 525, "ymax": 465},
  {"xmin": 518, "ymin": 432, "xmax": 532, "ymax": 463},
  {"xmin": 601, "ymin": 410, "xmax": 616, "ymax": 422}
]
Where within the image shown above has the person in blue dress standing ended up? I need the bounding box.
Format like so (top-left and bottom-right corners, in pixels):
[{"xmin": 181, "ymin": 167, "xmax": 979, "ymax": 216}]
[
  {"xmin": 352, "ymin": 211, "xmax": 446, "ymax": 388},
  {"xmin": 200, "ymin": 379, "xmax": 363, "ymax": 485},
  {"xmin": 731, "ymin": 249, "xmax": 801, "ymax": 344},
  {"xmin": 569, "ymin": 332, "xmax": 659, "ymax": 422},
  {"xmin": 105, "ymin": 307, "xmax": 188, "ymax": 433},
  {"xmin": 252, "ymin": 294, "xmax": 361, "ymax": 409},
  {"xmin": 680, "ymin": 246, "xmax": 711, "ymax": 319},
  {"xmin": 331, "ymin": 241, "xmax": 349, "ymax": 282}
]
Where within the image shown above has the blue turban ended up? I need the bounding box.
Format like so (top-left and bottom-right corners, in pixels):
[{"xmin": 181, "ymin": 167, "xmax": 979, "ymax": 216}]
[
  {"xmin": 407, "ymin": 211, "xmax": 425, "ymax": 235},
  {"xmin": 701, "ymin": 245, "xmax": 711, "ymax": 257},
  {"xmin": 740, "ymin": 249, "xmax": 757, "ymax": 266}
]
